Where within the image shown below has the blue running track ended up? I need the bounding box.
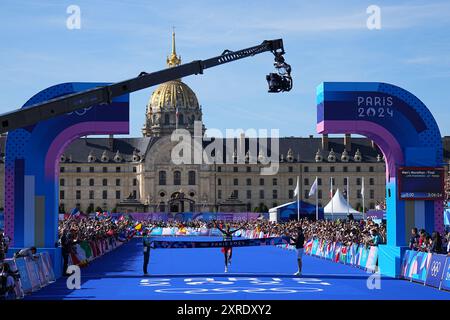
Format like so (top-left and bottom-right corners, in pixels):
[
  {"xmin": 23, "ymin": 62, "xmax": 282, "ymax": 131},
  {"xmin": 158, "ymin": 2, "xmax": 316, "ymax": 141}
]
[{"xmin": 26, "ymin": 237, "xmax": 450, "ymax": 300}]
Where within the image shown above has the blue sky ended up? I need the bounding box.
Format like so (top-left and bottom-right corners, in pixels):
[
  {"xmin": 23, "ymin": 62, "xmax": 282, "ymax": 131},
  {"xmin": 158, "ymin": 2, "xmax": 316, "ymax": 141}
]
[{"xmin": 0, "ymin": 0, "xmax": 449, "ymax": 138}]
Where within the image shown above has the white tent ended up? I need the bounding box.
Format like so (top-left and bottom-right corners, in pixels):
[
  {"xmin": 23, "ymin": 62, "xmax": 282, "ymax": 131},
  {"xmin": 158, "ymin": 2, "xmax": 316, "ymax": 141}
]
[{"xmin": 324, "ymin": 188, "xmax": 361, "ymax": 220}]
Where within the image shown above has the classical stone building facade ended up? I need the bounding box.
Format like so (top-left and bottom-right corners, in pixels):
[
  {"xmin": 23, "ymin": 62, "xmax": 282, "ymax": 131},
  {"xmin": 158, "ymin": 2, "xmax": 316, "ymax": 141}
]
[{"xmin": 0, "ymin": 33, "xmax": 449, "ymax": 214}]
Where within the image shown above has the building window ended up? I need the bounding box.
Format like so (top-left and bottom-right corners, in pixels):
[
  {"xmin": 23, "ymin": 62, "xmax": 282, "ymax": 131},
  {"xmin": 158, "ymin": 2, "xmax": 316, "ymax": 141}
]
[
  {"xmin": 357, "ymin": 190, "xmax": 362, "ymax": 199},
  {"xmin": 89, "ymin": 179, "xmax": 94, "ymax": 186},
  {"xmin": 60, "ymin": 190, "xmax": 65, "ymax": 200},
  {"xmin": 233, "ymin": 190, "xmax": 239, "ymax": 198},
  {"xmin": 317, "ymin": 166, "xmax": 322, "ymax": 172},
  {"xmin": 116, "ymin": 190, "xmax": 121, "ymax": 199},
  {"xmin": 369, "ymin": 178, "xmax": 374, "ymax": 186},
  {"xmin": 369, "ymin": 166, "xmax": 374, "ymax": 172},
  {"xmin": 246, "ymin": 178, "xmax": 251, "ymax": 186},
  {"xmin": 116, "ymin": 167, "xmax": 121, "ymax": 173},
  {"xmin": 218, "ymin": 178, "xmax": 222, "ymax": 186},
  {"xmin": 174, "ymin": 171, "xmax": 181, "ymax": 185},
  {"xmin": 343, "ymin": 177, "xmax": 348, "ymax": 185},
  {"xmin": 288, "ymin": 166, "xmax": 293, "ymax": 173},
  {"xmin": 178, "ymin": 113, "xmax": 184, "ymax": 125},
  {"xmin": 288, "ymin": 178, "xmax": 293, "ymax": 186},
  {"xmin": 247, "ymin": 190, "xmax": 252, "ymax": 199},
  {"xmin": 259, "ymin": 190, "xmax": 265, "ymax": 199},
  {"xmin": 133, "ymin": 190, "xmax": 137, "ymax": 199},
  {"xmin": 273, "ymin": 190, "xmax": 278, "ymax": 199},
  {"xmin": 188, "ymin": 171, "xmax": 196, "ymax": 185},
  {"xmin": 159, "ymin": 171, "xmax": 166, "ymax": 185},
  {"xmin": 76, "ymin": 190, "xmax": 81, "ymax": 200},
  {"xmin": 356, "ymin": 166, "xmax": 361, "ymax": 172},
  {"xmin": 103, "ymin": 167, "xmax": 107, "ymax": 173},
  {"xmin": 246, "ymin": 166, "xmax": 251, "ymax": 172},
  {"xmin": 304, "ymin": 178, "xmax": 309, "ymax": 185},
  {"xmin": 133, "ymin": 167, "xmax": 137, "ymax": 173},
  {"xmin": 133, "ymin": 178, "xmax": 138, "ymax": 186},
  {"xmin": 318, "ymin": 190, "xmax": 322, "ymax": 199},
  {"xmin": 217, "ymin": 166, "xmax": 222, "ymax": 172},
  {"xmin": 76, "ymin": 178, "xmax": 81, "ymax": 186},
  {"xmin": 60, "ymin": 167, "xmax": 65, "ymax": 173},
  {"xmin": 89, "ymin": 190, "xmax": 94, "ymax": 200},
  {"xmin": 259, "ymin": 178, "xmax": 264, "ymax": 186},
  {"xmin": 343, "ymin": 166, "xmax": 348, "ymax": 172},
  {"xmin": 102, "ymin": 190, "xmax": 107, "ymax": 199},
  {"xmin": 356, "ymin": 178, "xmax": 361, "ymax": 186},
  {"xmin": 76, "ymin": 167, "xmax": 81, "ymax": 173},
  {"xmin": 370, "ymin": 203, "xmax": 375, "ymax": 209},
  {"xmin": 330, "ymin": 166, "xmax": 335, "ymax": 172},
  {"xmin": 273, "ymin": 178, "xmax": 278, "ymax": 186},
  {"xmin": 116, "ymin": 179, "xmax": 121, "ymax": 186},
  {"xmin": 289, "ymin": 190, "xmax": 294, "ymax": 199},
  {"xmin": 304, "ymin": 166, "xmax": 309, "ymax": 172},
  {"xmin": 318, "ymin": 178, "xmax": 322, "ymax": 186},
  {"xmin": 60, "ymin": 179, "xmax": 65, "ymax": 186},
  {"xmin": 304, "ymin": 190, "xmax": 309, "ymax": 199},
  {"xmin": 233, "ymin": 178, "xmax": 239, "ymax": 186},
  {"xmin": 164, "ymin": 114, "xmax": 170, "ymax": 125},
  {"xmin": 218, "ymin": 190, "xmax": 222, "ymax": 199},
  {"xmin": 89, "ymin": 167, "xmax": 94, "ymax": 173},
  {"xmin": 102, "ymin": 179, "xmax": 108, "ymax": 186},
  {"xmin": 370, "ymin": 190, "xmax": 375, "ymax": 199},
  {"xmin": 233, "ymin": 167, "xmax": 238, "ymax": 172}
]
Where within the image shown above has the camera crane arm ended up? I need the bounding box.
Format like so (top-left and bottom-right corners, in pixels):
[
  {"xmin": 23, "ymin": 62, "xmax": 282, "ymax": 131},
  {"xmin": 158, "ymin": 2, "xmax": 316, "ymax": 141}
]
[{"xmin": 0, "ymin": 39, "xmax": 291, "ymax": 134}]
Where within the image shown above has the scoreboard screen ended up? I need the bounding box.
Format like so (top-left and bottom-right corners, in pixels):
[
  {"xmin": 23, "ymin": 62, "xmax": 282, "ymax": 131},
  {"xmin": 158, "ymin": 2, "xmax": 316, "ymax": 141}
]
[{"xmin": 398, "ymin": 167, "xmax": 445, "ymax": 200}]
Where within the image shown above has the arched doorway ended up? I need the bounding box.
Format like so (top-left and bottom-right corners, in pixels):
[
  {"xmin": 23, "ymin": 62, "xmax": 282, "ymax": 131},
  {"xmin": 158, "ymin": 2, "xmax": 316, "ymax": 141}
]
[
  {"xmin": 317, "ymin": 81, "xmax": 444, "ymax": 277},
  {"xmin": 4, "ymin": 82, "xmax": 130, "ymax": 277},
  {"xmin": 168, "ymin": 191, "xmax": 195, "ymax": 213}
]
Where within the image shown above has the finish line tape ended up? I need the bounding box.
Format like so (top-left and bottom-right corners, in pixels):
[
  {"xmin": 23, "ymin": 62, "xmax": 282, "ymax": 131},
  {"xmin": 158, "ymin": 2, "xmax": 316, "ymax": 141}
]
[{"xmin": 149, "ymin": 236, "xmax": 290, "ymax": 249}]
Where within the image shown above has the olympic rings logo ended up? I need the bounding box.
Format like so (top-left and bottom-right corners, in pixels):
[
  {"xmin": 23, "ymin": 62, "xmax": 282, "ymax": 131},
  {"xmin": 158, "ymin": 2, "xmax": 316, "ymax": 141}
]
[
  {"xmin": 430, "ymin": 261, "xmax": 441, "ymax": 277},
  {"xmin": 154, "ymin": 287, "xmax": 323, "ymax": 294},
  {"xmin": 67, "ymin": 106, "xmax": 92, "ymax": 116}
]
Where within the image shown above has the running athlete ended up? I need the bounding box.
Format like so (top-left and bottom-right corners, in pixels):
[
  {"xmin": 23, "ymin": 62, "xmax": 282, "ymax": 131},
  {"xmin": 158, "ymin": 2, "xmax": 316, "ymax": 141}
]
[{"xmin": 214, "ymin": 222, "xmax": 244, "ymax": 272}]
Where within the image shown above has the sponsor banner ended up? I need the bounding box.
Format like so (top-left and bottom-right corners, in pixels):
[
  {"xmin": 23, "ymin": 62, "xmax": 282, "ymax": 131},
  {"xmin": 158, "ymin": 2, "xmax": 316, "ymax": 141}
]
[
  {"xmin": 339, "ymin": 245, "xmax": 348, "ymax": 264},
  {"xmin": 366, "ymin": 246, "xmax": 378, "ymax": 272},
  {"xmin": 425, "ymin": 254, "xmax": 447, "ymax": 288},
  {"xmin": 150, "ymin": 227, "xmax": 163, "ymax": 236},
  {"xmin": 358, "ymin": 246, "xmax": 369, "ymax": 269},
  {"xmin": 14, "ymin": 258, "xmax": 33, "ymax": 294},
  {"xmin": 441, "ymin": 257, "xmax": 450, "ymax": 291},
  {"xmin": 346, "ymin": 244, "xmax": 359, "ymax": 266},
  {"xmin": 311, "ymin": 239, "xmax": 320, "ymax": 255},
  {"xmin": 24, "ymin": 257, "xmax": 41, "ymax": 292},
  {"xmin": 333, "ymin": 243, "xmax": 342, "ymax": 262},
  {"xmin": 401, "ymin": 250, "xmax": 432, "ymax": 283},
  {"xmin": 151, "ymin": 236, "xmax": 290, "ymax": 249}
]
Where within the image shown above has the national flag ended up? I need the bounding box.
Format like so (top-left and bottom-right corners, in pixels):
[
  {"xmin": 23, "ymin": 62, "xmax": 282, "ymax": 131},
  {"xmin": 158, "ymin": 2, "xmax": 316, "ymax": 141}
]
[
  {"xmin": 135, "ymin": 223, "xmax": 142, "ymax": 231},
  {"xmin": 329, "ymin": 177, "xmax": 334, "ymax": 198},
  {"xmin": 308, "ymin": 177, "xmax": 318, "ymax": 197},
  {"xmin": 70, "ymin": 208, "xmax": 80, "ymax": 217},
  {"xmin": 293, "ymin": 176, "xmax": 299, "ymax": 197},
  {"xmin": 361, "ymin": 177, "xmax": 365, "ymax": 198}
]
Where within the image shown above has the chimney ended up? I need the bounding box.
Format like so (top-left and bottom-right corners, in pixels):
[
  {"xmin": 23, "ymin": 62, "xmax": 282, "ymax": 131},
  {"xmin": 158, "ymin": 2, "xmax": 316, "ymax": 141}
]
[
  {"xmin": 321, "ymin": 134, "xmax": 329, "ymax": 151},
  {"xmin": 344, "ymin": 134, "xmax": 351, "ymax": 152},
  {"xmin": 108, "ymin": 134, "xmax": 114, "ymax": 151}
]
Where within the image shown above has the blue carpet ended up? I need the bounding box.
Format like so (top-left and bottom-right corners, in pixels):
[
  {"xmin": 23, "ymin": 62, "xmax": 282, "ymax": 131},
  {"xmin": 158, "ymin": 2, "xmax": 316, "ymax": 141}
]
[{"xmin": 26, "ymin": 237, "xmax": 450, "ymax": 300}]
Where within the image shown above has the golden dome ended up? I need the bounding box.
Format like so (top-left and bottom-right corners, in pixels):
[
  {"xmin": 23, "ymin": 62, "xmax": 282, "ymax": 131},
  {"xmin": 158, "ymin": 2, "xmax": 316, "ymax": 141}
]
[{"xmin": 148, "ymin": 79, "xmax": 199, "ymax": 111}]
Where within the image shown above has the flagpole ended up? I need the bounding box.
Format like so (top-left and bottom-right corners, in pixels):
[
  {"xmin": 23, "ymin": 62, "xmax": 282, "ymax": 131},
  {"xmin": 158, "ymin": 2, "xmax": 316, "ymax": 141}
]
[
  {"xmin": 297, "ymin": 176, "xmax": 300, "ymax": 221},
  {"xmin": 331, "ymin": 177, "xmax": 334, "ymax": 221},
  {"xmin": 315, "ymin": 176, "xmax": 318, "ymax": 221},
  {"xmin": 346, "ymin": 176, "xmax": 349, "ymax": 218},
  {"xmin": 362, "ymin": 177, "xmax": 365, "ymax": 220}
]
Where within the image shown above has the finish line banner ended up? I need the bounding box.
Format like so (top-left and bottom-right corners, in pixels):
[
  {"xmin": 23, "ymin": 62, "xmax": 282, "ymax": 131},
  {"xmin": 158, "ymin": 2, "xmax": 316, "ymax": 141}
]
[{"xmin": 150, "ymin": 236, "xmax": 290, "ymax": 249}]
